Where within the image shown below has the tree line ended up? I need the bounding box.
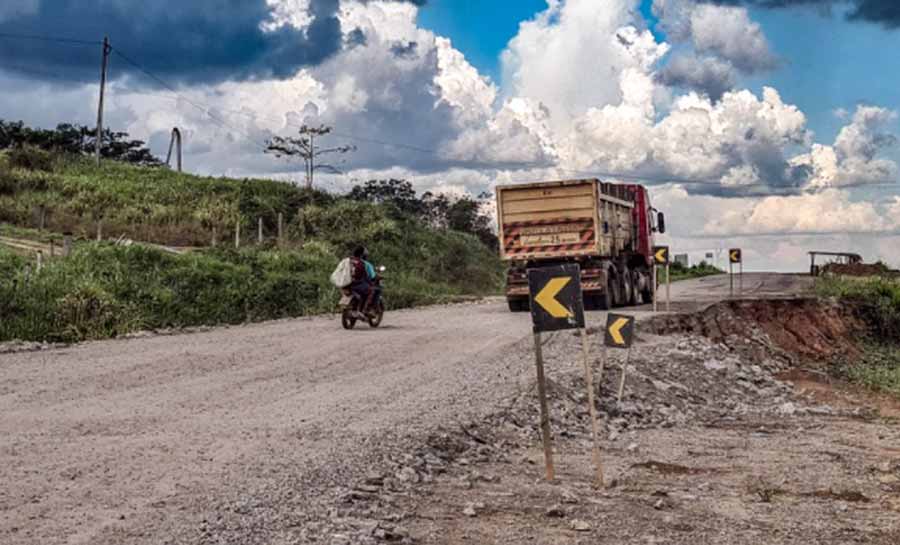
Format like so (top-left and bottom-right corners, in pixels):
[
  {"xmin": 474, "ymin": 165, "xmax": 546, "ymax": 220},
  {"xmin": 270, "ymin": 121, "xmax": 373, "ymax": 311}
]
[{"xmin": 0, "ymin": 119, "xmax": 160, "ymax": 166}]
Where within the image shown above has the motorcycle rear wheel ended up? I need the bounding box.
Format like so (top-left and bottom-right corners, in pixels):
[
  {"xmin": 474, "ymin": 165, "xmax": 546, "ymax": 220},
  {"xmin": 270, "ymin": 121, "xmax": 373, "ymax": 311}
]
[{"xmin": 341, "ymin": 309, "xmax": 357, "ymax": 330}]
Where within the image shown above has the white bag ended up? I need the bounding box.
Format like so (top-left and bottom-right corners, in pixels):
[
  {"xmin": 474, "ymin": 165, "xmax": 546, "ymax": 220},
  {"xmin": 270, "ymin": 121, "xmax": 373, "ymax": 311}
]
[{"xmin": 330, "ymin": 258, "xmax": 353, "ymax": 288}]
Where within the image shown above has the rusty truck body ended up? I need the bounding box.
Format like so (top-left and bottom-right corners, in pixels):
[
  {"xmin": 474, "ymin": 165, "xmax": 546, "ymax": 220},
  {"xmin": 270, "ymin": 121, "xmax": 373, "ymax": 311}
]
[{"xmin": 495, "ymin": 179, "xmax": 665, "ymax": 312}]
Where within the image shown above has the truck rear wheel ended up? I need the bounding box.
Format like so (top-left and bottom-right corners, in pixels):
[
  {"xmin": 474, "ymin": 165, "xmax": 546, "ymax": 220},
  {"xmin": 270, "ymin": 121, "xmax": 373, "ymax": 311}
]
[
  {"xmin": 507, "ymin": 298, "xmax": 529, "ymax": 313},
  {"xmin": 641, "ymin": 281, "xmax": 653, "ymax": 305},
  {"xmin": 596, "ymin": 277, "xmax": 613, "ymax": 311}
]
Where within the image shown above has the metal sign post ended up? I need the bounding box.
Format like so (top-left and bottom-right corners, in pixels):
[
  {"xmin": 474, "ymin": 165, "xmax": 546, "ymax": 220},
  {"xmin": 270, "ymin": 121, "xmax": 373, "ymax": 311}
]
[
  {"xmin": 527, "ymin": 264, "xmax": 586, "ymax": 482},
  {"xmin": 652, "ymin": 246, "xmax": 669, "ymax": 312}
]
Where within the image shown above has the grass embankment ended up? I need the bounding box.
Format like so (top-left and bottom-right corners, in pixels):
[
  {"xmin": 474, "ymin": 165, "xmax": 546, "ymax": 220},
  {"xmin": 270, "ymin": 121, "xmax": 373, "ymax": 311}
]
[
  {"xmin": 667, "ymin": 261, "xmax": 724, "ymax": 282},
  {"xmin": 816, "ymin": 276, "xmax": 900, "ymax": 398},
  {"xmin": 0, "ymin": 149, "xmax": 503, "ymax": 343}
]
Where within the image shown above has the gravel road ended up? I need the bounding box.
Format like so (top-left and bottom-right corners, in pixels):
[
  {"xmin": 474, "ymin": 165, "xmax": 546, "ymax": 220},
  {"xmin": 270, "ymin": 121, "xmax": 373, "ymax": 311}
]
[{"xmin": 0, "ymin": 273, "xmax": 811, "ymax": 544}]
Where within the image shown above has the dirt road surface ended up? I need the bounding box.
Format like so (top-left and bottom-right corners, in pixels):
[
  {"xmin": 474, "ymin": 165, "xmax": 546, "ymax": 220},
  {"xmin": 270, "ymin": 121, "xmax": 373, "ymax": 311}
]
[{"xmin": 1, "ymin": 273, "xmax": 828, "ymax": 544}]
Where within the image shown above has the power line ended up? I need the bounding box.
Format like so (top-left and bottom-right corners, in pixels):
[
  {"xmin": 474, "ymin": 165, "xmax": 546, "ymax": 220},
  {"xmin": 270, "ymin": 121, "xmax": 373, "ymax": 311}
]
[
  {"xmin": 0, "ymin": 32, "xmax": 101, "ymax": 46},
  {"xmin": 38, "ymin": 39, "xmax": 890, "ymax": 194},
  {"xmin": 110, "ymin": 47, "xmax": 269, "ymax": 152}
]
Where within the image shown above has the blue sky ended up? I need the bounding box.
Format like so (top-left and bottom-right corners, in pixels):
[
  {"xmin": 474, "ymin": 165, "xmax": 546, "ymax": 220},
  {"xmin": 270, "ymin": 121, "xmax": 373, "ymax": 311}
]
[
  {"xmin": 420, "ymin": 0, "xmax": 900, "ymax": 147},
  {"xmin": 418, "ymin": 0, "xmax": 549, "ymax": 82}
]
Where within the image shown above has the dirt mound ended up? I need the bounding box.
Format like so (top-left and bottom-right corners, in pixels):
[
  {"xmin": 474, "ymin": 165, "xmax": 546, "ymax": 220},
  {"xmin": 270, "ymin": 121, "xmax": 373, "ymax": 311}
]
[
  {"xmin": 645, "ymin": 298, "xmax": 866, "ymax": 361},
  {"xmin": 823, "ymin": 262, "xmax": 893, "ymax": 277}
]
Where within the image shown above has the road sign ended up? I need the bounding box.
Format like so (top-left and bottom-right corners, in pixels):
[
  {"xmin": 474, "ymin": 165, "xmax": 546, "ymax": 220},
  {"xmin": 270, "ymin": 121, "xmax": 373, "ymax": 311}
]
[
  {"xmin": 729, "ymin": 248, "xmax": 742, "ymax": 264},
  {"xmin": 653, "ymin": 246, "xmax": 670, "ymax": 265},
  {"xmin": 528, "ymin": 264, "xmax": 585, "ymax": 333},
  {"xmin": 604, "ymin": 313, "xmax": 636, "ymax": 349}
]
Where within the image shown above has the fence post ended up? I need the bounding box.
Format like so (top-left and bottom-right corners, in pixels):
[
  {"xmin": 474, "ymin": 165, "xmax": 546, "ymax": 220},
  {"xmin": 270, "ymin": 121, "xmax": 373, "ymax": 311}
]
[
  {"xmin": 36, "ymin": 251, "xmax": 44, "ymax": 272},
  {"xmin": 234, "ymin": 219, "xmax": 241, "ymax": 249},
  {"xmin": 49, "ymin": 238, "xmax": 56, "ymax": 258},
  {"xmin": 63, "ymin": 233, "xmax": 72, "ymax": 257},
  {"xmin": 211, "ymin": 226, "xmax": 218, "ymax": 247},
  {"xmin": 258, "ymin": 217, "xmax": 263, "ymax": 244},
  {"xmin": 277, "ymin": 212, "xmax": 284, "ymax": 247},
  {"xmin": 96, "ymin": 220, "xmax": 103, "ymax": 242}
]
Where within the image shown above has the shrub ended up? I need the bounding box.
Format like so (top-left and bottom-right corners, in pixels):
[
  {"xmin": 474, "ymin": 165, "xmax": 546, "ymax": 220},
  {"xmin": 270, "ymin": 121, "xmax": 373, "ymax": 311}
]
[{"xmin": 8, "ymin": 146, "xmax": 55, "ymax": 172}]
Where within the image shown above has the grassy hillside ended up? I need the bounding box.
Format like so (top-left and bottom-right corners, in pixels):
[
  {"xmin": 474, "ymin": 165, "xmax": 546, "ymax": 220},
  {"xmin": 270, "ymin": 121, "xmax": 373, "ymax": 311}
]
[
  {"xmin": 0, "ymin": 148, "xmax": 503, "ymax": 343},
  {"xmin": 816, "ymin": 276, "xmax": 900, "ymax": 398}
]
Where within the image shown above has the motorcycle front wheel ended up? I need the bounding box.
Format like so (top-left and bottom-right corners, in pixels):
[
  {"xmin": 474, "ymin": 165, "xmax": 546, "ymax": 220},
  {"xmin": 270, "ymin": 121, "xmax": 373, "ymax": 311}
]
[
  {"xmin": 341, "ymin": 309, "xmax": 357, "ymax": 330},
  {"xmin": 367, "ymin": 300, "xmax": 385, "ymax": 328}
]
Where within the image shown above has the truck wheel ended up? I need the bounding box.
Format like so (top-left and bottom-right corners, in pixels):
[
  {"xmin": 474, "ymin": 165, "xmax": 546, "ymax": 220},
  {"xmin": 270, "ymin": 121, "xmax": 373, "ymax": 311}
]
[
  {"xmin": 641, "ymin": 282, "xmax": 653, "ymax": 305},
  {"xmin": 623, "ymin": 267, "xmax": 637, "ymax": 306},
  {"xmin": 507, "ymin": 298, "xmax": 529, "ymax": 312},
  {"xmin": 597, "ymin": 278, "xmax": 613, "ymax": 311}
]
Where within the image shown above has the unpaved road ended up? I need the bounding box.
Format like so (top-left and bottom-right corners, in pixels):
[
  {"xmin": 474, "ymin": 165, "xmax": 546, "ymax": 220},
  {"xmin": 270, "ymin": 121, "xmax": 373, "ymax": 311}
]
[{"xmin": 0, "ymin": 273, "xmax": 811, "ymax": 544}]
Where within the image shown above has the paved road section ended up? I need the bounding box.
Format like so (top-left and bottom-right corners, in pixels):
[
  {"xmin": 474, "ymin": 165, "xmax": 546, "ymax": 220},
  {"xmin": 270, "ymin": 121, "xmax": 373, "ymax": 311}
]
[{"xmin": 0, "ymin": 273, "xmax": 811, "ymax": 544}]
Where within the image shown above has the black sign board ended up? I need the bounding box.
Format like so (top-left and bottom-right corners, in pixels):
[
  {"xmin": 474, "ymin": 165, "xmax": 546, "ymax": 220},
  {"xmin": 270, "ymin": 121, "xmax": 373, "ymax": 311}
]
[
  {"xmin": 604, "ymin": 313, "xmax": 636, "ymax": 349},
  {"xmin": 653, "ymin": 246, "xmax": 670, "ymax": 265},
  {"xmin": 527, "ymin": 264, "xmax": 585, "ymax": 333},
  {"xmin": 729, "ymin": 248, "xmax": 742, "ymax": 264}
]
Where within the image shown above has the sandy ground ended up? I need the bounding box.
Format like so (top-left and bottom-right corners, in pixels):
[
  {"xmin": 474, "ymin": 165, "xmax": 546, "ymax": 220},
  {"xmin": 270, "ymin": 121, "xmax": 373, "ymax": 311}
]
[{"xmin": 0, "ymin": 273, "xmax": 821, "ymax": 544}]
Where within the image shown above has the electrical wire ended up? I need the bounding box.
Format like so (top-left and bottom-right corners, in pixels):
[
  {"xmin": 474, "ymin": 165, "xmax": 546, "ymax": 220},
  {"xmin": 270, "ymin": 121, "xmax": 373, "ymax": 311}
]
[
  {"xmin": 0, "ymin": 32, "xmax": 101, "ymax": 46},
  {"xmin": 110, "ymin": 47, "xmax": 269, "ymax": 152},
  {"xmin": 7, "ymin": 33, "xmax": 892, "ymax": 194}
]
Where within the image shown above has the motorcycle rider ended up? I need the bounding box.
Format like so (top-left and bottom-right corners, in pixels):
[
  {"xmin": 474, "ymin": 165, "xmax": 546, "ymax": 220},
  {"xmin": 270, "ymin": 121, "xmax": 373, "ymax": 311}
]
[{"xmin": 349, "ymin": 246, "xmax": 376, "ymax": 317}]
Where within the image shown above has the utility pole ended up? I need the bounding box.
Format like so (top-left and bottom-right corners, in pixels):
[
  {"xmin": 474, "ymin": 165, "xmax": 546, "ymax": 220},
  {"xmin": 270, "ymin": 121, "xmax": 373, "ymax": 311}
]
[
  {"xmin": 95, "ymin": 36, "xmax": 111, "ymax": 166},
  {"xmin": 308, "ymin": 131, "xmax": 315, "ymax": 189}
]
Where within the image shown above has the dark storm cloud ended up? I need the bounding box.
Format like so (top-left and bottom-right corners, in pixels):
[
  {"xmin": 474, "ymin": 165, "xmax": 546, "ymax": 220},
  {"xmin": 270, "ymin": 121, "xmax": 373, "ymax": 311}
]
[
  {"xmin": 656, "ymin": 54, "xmax": 737, "ymax": 101},
  {"xmin": 0, "ymin": 0, "xmax": 427, "ymax": 84},
  {"xmin": 700, "ymin": 1, "xmax": 900, "ymax": 28}
]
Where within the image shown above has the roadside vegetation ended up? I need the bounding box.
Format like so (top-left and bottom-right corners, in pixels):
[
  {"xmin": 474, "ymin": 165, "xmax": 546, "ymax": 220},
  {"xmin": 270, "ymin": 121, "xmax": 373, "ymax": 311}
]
[
  {"xmin": 816, "ymin": 276, "xmax": 900, "ymax": 398},
  {"xmin": 667, "ymin": 261, "xmax": 724, "ymax": 282},
  {"xmin": 0, "ymin": 127, "xmax": 504, "ymax": 343}
]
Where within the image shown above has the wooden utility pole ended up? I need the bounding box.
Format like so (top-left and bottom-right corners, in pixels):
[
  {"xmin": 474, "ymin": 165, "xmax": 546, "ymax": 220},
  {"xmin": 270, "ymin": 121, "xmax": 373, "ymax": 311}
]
[
  {"xmin": 95, "ymin": 36, "xmax": 111, "ymax": 166},
  {"xmin": 308, "ymin": 131, "xmax": 315, "ymax": 189}
]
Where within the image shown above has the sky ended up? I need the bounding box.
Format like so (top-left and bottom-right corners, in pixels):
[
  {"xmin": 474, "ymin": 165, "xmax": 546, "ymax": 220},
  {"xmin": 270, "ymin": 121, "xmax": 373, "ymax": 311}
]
[{"xmin": 0, "ymin": 0, "xmax": 899, "ymax": 271}]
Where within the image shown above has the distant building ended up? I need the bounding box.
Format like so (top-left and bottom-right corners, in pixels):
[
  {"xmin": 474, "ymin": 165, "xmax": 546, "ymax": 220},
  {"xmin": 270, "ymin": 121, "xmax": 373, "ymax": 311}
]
[{"xmin": 674, "ymin": 253, "xmax": 689, "ymax": 268}]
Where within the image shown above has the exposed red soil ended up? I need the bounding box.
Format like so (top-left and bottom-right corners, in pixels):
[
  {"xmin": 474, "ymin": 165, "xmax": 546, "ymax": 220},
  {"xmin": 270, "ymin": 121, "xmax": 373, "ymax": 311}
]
[{"xmin": 646, "ymin": 298, "xmax": 866, "ymax": 360}]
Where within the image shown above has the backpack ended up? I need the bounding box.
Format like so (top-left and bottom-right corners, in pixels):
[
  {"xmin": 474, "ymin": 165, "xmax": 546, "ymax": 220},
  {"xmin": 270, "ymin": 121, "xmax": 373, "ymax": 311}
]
[{"xmin": 330, "ymin": 258, "xmax": 353, "ymax": 288}]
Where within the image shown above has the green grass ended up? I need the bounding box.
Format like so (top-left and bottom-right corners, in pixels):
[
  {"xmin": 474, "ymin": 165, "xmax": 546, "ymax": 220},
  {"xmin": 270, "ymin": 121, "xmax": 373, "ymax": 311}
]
[
  {"xmin": 667, "ymin": 261, "xmax": 725, "ymax": 282},
  {"xmin": 0, "ymin": 242, "xmax": 500, "ymax": 343},
  {"xmin": 815, "ymin": 276, "xmax": 900, "ymax": 340},
  {"xmin": 0, "ymin": 149, "xmax": 504, "ymax": 343},
  {"xmin": 816, "ymin": 276, "xmax": 900, "ymax": 398},
  {"xmin": 834, "ymin": 344, "xmax": 900, "ymax": 399},
  {"xmin": 0, "ymin": 149, "xmax": 329, "ymax": 246}
]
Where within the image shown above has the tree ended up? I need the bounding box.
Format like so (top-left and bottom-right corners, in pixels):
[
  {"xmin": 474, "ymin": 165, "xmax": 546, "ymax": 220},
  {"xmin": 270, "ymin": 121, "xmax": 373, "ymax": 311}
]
[
  {"xmin": 347, "ymin": 179, "xmax": 424, "ymax": 216},
  {"xmin": 265, "ymin": 125, "xmax": 355, "ymax": 189}
]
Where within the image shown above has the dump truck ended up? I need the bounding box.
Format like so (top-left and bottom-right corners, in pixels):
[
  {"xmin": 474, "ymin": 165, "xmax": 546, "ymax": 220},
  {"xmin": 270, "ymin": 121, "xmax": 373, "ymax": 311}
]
[{"xmin": 495, "ymin": 179, "xmax": 666, "ymax": 312}]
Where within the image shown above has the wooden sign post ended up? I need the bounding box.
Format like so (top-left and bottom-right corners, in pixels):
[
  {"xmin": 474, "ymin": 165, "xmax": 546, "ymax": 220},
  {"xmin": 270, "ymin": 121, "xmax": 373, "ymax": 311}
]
[
  {"xmin": 652, "ymin": 246, "xmax": 670, "ymax": 312},
  {"xmin": 729, "ymin": 249, "xmax": 742, "ymax": 298},
  {"xmin": 527, "ymin": 264, "xmax": 589, "ymax": 482},
  {"xmin": 604, "ymin": 314, "xmax": 636, "ymax": 405}
]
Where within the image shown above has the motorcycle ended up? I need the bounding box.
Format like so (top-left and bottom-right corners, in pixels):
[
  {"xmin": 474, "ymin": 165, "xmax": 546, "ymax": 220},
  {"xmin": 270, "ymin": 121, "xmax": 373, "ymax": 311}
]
[{"xmin": 340, "ymin": 266, "xmax": 386, "ymax": 330}]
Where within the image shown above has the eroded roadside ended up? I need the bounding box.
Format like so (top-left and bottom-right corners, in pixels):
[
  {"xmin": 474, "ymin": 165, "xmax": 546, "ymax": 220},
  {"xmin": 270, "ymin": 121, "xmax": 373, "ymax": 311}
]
[{"xmin": 326, "ymin": 299, "xmax": 900, "ymax": 544}]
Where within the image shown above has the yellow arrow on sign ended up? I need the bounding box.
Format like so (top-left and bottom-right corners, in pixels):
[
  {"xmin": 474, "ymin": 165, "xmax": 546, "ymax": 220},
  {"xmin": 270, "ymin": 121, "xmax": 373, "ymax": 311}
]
[
  {"xmin": 730, "ymin": 250, "xmax": 740, "ymax": 262},
  {"xmin": 535, "ymin": 277, "xmax": 574, "ymax": 319},
  {"xmin": 655, "ymin": 248, "xmax": 667, "ymax": 264},
  {"xmin": 608, "ymin": 317, "xmax": 629, "ymax": 345}
]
